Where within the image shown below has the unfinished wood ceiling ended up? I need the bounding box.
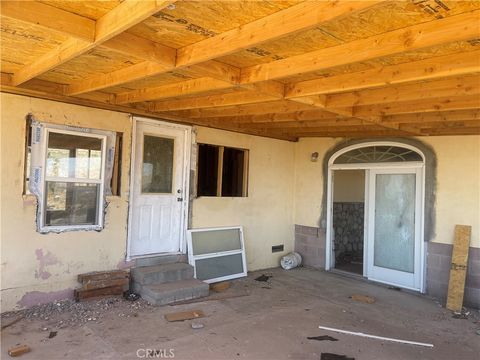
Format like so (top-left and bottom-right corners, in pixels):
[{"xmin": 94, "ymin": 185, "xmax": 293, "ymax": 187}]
[{"xmin": 1, "ymin": 0, "xmax": 479, "ymax": 141}]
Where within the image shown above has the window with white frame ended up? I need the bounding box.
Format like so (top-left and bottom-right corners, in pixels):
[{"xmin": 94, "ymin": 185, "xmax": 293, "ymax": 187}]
[{"xmin": 30, "ymin": 122, "xmax": 113, "ymax": 233}]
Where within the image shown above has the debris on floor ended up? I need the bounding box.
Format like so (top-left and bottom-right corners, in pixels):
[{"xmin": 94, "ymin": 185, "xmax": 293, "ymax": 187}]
[
  {"xmin": 307, "ymin": 335, "xmax": 338, "ymax": 341},
  {"xmin": 7, "ymin": 344, "xmax": 30, "ymax": 357},
  {"xmin": 388, "ymin": 286, "xmax": 401, "ymax": 291},
  {"xmin": 452, "ymin": 309, "xmax": 470, "ymax": 319},
  {"xmin": 210, "ymin": 281, "xmax": 230, "ymax": 292},
  {"xmin": 123, "ymin": 290, "xmax": 140, "ymax": 301},
  {"xmin": 318, "ymin": 325, "xmax": 434, "ymax": 347},
  {"xmin": 349, "ymin": 294, "xmax": 375, "ymax": 304},
  {"xmin": 47, "ymin": 331, "xmax": 57, "ymax": 339},
  {"xmin": 75, "ymin": 270, "xmax": 129, "ymax": 301},
  {"xmin": 165, "ymin": 310, "xmax": 204, "ymax": 322},
  {"xmin": 191, "ymin": 322, "xmax": 204, "ymax": 329},
  {"xmin": 280, "ymin": 252, "xmax": 302, "ymax": 270},
  {"xmin": 1, "ymin": 296, "xmax": 152, "ymax": 329},
  {"xmin": 321, "ymin": 353, "xmax": 355, "ymax": 360},
  {"xmin": 254, "ymin": 274, "xmax": 271, "ymax": 282}
]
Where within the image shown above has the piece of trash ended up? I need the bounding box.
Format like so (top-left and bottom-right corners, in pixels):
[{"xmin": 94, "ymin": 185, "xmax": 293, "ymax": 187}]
[
  {"xmin": 388, "ymin": 286, "xmax": 401, "ymax": 291},
  {"xmin": 191, "ymin": 322, "xmax": 204, "ymax": 329},
  {"xmin": 452, "ymin": 312, "xmax": 468, "ymax": 319},
  {"xmin": 123, "ymin": 290, "xmax": 140, "ymax": 301},
  {"xmin": 308, "ymin": 335, "xmax": 338, "ymax": 341},
  {"xmin": 165, "ymin": 310, "xmax": 205, "ymax": 322},
  {"xmin": 8, "ymin": 344, "xmax": 31, "ymax": 357},
  {"xmin": 349, "ymin": 294, "xmax": 375, "ymax": 304},
  {"xmin": 210, "ymin": 281, "xmax": 230, "ymax": 293},
  {"xmin": 476, "ymin": 329, "xmax": 480, "ymax": 335},
  {"xmin": 255, "ymin": 274, "xmax": 271, "ymax": 282},
  {"xmin": 318, "ymin": 325, "xmax": 434, "ymax": 348},
  {"xmin": 280, "ymin": 252, "xmax": 302, "ymax": 270},
  {"xmin": 48, "ymin": 331, "xmax": 57, "ymax": 339},
  {"xmin": 321, "ymin": 353, "xmax": 355, "ymax": 360}
]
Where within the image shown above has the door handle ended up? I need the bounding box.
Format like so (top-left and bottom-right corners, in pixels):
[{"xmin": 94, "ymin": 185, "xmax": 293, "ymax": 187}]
[{"xmin": 177, "ymin": 197, "xmax": 183, "ymax": 202}]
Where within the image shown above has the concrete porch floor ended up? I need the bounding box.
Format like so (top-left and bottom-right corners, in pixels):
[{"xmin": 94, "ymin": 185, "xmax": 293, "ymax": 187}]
[{"xmin": 1, "ymin": 267, "xmax": 479, "ymax": 360}]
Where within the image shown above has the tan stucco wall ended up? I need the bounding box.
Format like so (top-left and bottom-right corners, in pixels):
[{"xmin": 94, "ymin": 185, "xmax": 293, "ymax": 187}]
[
  {"xmin": 293, "ymin": 136, "xmax": 480, "ymax": 248},
  {"xmin": 333, "ymin": 170, "xmax": 365, "ymax": 203},
  {"xmin": 1, "ymin": 93, "xmax": 132, "ymax": 311},
  {"xmin": 192, "ymin": 127, "xmax": 296, "ymax": 271}
]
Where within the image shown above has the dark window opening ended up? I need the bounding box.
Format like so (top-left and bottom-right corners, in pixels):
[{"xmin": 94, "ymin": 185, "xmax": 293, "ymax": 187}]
[{"xmin": 197, "ymin": 143, "xmax": 248, "ymax": 197}]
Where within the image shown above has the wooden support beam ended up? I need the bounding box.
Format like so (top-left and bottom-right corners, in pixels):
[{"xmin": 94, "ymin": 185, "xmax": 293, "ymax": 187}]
[
  {"xmin": 239, "ymin": 119, "xmax": 365, "ymax": 129},
  {"xmin": 175, "ymin": 1, "xmax": 382, "ymax": 67},
  {"xmin": 170, "ymin": 100, "xmax": 316, "ymax": 118},
  {"xmin": 241, "ymin": 11, "xmax": 480, "ymax": 84},
  {"xmin": 383, "ymin": 110, "xmax": 480, "ymax": 124},
  {"xmin": 0, "ymin": 0, "xmax": 96, "ymax": 41},
  {"xmin": 151, "ymin": 90, "xmax": 279, "ymax": 112},
  {"xmin": 11, "ymin": 0, "xmax": 174, "ymax": 86},
  {"xmin": 273, "ymin": 128, "xmax": 409, "ymax": 138},
  {"xmin": 326, "ymin": 75, "xmax": 480, "ymax": 108},
  {"xmin": 178, "ymin": 109, "xmax": 345, "ymax": 125},
  {"xmin": 115, "ymin": 77, "xmax": 235, "ymax": 104},
  {"xmin": 354, "ymin": 95, "xmax": 480, "ymax": 116},
  {"xmin": 66, "ymin": 61, "xmax": 172, "ymax": 96},
  {"xmin": 285, "ymin": 51, "xmax": 480, "ymax": 98}
]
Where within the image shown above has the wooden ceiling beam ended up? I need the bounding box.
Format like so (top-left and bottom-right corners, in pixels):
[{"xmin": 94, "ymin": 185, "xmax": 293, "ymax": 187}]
[
  {"xmin": 241, "ymin": 11, "xmax": 480, "ymax": 84},
  {"xmin": 326, "ymin": 75, "xmax": 480, "ymax": 108},
  {"xmin": 115, "ymin": 77, "xmax": 235, "ymax": 104},
  {"xmin": 174, "ymin": 109, "xmax": 346, "ymax": 125},
  {"xmin": 175, "ymin": 1, "xmax": 383, "ymax": 67},
  {"xmin": 239, "ymin": 119, "xmax": 365, "ymax": 129},
  {"xmin": 170, "ymin": 100, "xmax": 315, "ymax": 118},
  {"xmin": 150, "ymin": 90, "xmax": 279, "ymax": 112},
  {"xmin": 11, "ymin": 0, "xmax": 175, "ymax": 86},
  {"xmin": 383, "ymin": 110, "xmax": 480, "ymax": 124},
  {"xmin": 0, "ymin": 0, "xmax": 96, "ymax": 42},
  {"xmin": 354, "ymin": 95, "xmax": 480, "ymax": 116},
  {"xmin": 285, "ymin": 50, "xmax": 480, "ymax": 98}
]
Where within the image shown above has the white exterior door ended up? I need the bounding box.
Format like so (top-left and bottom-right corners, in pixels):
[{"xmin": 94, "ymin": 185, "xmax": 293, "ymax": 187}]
[
  {"xmin": 129, "ymin": 121, "xmax": 187, "ymax": 257},
  {"xmin": 366, "ymin": 167, "xmax": 423, "ymax": 290}
]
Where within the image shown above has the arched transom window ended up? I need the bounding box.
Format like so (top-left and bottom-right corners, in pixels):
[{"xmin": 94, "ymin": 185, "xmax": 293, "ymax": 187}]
[{"xmin": 333, "ymin": 145, "xmax": 423, "ymax": 164}]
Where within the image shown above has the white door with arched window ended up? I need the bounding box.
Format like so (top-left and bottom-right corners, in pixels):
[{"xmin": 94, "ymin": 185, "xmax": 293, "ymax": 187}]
[{"xmin": 326, "ymin": 142, "xmax": 425, "ymax": 292}]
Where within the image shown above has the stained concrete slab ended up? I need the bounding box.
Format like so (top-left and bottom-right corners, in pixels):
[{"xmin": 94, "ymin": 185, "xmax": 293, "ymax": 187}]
[{"xmin": 2, "ymin": 267, "xmax": 479, "ymax": 360}]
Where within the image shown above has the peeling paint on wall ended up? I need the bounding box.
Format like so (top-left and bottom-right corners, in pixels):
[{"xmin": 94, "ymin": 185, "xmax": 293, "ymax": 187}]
[
  {"xmin": 35, "ymin": 249, "xmax": 61, "ymax": 280},
  {"xmin": 17, "ymin": 288, "xmax": 73, "ymax": 308}
]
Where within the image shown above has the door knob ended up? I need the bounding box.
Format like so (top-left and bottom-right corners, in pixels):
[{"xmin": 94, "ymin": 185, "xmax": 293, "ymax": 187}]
[{"xmin": 177, "ymin": 197, "xmax": 183, "ymax": 202}]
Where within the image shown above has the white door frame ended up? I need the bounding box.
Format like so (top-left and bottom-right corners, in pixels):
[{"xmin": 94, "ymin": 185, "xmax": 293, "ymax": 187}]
[
  {"xmin": 126, "ymin": 116, "xmax": 192, "ymax": 260},
  {"xmin": 325, "ymin": 141, "xmax": 426, "ymax": 292}
]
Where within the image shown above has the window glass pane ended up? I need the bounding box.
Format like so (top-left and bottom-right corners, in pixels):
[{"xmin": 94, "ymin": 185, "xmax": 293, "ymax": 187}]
[
  {"xmin": 374, "ymin": 174, "xmax": 416, "ymax": 273},
  {"xmin": 191, "ymin": 229, "xmax": 242, "ymax": 256},
  {"xmin": 142, "ymin": 135, "xmax": 174, "ymax": 193},
  {"xmin": 46, "ymin": 132, "xmax": 102, "ymax": 179},
  {"xmin": 222, "ymin": 147, "xmax": 245, "ymax": 197},
  {"xmin": 197, "ymin": 144, "xmax": 218, "ymax": 196},
  {"xmin": 334, "ymin": 146, "xmax": 422, "ymax": 164},
  {"xmin": 45, "ymin": 182, "xmax": 100, "ymax": 226},
  {"xmin": 195, "ymin": 253, "xmax": 244, "ymax": 281}
]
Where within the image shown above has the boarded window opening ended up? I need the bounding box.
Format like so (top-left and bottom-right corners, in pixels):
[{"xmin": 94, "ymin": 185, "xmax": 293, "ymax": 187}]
[{"xmin": 197, "ymin": 144, "xmax": 248, "ymax": 197}]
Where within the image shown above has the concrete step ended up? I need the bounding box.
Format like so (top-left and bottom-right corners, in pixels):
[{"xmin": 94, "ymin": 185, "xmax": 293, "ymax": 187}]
[
  {"xmin": 139, "ymin": 279, "xmax": 209, "ymax": 306},
  {"xmin": 131, "ymin": 262, "xmax": 194, "ymax": 286},
  {"xmin": 135, "ymin": 254, "xmax": 188, "ymax": 268}
]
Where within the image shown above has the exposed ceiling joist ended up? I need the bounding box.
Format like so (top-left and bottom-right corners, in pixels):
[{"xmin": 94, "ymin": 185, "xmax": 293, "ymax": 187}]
[
  {"xmin": 0, "ymin": 0, "xmax": 96, "ymax": 42},
  {"xmin": 326, "ymin": 76, "xmax": 480, "ymax": 108},
  {"xmin": 383, "ymin": 110, "xmax": 480, "ymax": 124},
  {"xmin": 285, "ymin": 50, "xmax": 480, "ymax": 98},
  {"xmin": 10, "ymin": 0, "xmax": 175, "ymax": 86},
  {"xmin": 175, "ymin": 1, "xmax": 383, "ymax": 67},
  {"xmin": 115, "ymin": 77, "xmax": 235, "ymax": 104},
  {"xmin": 240, "ymin": 11, "xmax": 480, "ymax": 84},
  {"xmin": 354, "ymin": 95, "xmax": 480, "ymax": 117},
  {"xmin": 150, "ymin": 90, "xmax": 280, "ymax": 112}
]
